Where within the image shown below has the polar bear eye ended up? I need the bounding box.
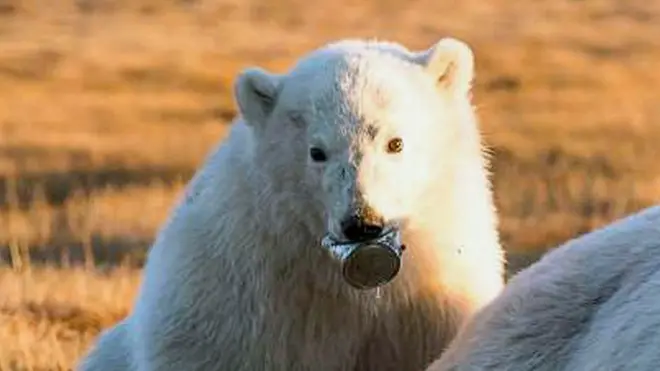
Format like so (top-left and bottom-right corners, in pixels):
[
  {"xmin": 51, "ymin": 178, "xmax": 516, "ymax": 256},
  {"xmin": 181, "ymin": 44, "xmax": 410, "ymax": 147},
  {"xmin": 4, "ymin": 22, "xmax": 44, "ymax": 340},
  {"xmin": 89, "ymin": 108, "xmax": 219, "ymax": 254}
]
[
  {"xmin": 386, "ymin": 138, "xmax": 404, "ymax": 154},
  {"xmin": 309, "ymin": 147, "xmax": 328, "ymax": 162}
]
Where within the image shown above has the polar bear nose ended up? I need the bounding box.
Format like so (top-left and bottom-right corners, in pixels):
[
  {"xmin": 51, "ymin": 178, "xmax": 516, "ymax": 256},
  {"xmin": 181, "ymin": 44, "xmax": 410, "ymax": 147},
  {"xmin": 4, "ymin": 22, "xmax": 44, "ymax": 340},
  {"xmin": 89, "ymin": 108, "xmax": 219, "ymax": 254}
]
[{"xmin": 341, "ymin": 215, "xmax": 384, "ymax": 242}]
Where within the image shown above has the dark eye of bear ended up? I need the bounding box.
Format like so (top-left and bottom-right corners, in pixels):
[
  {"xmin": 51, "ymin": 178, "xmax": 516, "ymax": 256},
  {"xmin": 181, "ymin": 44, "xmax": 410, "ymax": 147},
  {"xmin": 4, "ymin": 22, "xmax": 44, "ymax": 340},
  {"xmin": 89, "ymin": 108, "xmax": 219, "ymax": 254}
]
[
  {"xmin": 309, "ymin": 147, "xmax": 327, "ymax": 162},
  {"xmin": 386, "ymin": 138, "xmax": 404, "ymax": 154}
]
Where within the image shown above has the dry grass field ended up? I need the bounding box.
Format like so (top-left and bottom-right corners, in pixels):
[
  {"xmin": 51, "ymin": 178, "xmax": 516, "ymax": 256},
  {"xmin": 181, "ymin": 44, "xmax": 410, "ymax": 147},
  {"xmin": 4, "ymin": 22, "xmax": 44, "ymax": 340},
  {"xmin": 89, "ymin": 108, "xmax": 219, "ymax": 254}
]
[{"xmin": 0, "ymin": 0, "xmax": 659, "ymax": 369}]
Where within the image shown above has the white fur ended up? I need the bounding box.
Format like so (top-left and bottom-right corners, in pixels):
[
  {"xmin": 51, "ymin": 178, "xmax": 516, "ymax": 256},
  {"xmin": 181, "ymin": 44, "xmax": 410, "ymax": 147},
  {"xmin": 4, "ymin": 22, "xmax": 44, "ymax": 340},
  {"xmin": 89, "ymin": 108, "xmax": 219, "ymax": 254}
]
[
  {"xmin": 78, "ymin": 37, "xmax": 504, "ymax": 371},
  {"xmin": 426, "ymin": 205, "xmax": 660, "ymax": 371}
]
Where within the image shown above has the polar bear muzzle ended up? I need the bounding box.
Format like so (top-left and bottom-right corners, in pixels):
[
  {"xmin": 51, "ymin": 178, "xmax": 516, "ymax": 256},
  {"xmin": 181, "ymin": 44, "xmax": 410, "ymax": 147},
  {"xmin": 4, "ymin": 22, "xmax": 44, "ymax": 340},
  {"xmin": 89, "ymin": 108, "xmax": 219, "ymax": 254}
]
[{"xmin": 321, "ymin": 228, "xmax": 404, "ymax": 289}]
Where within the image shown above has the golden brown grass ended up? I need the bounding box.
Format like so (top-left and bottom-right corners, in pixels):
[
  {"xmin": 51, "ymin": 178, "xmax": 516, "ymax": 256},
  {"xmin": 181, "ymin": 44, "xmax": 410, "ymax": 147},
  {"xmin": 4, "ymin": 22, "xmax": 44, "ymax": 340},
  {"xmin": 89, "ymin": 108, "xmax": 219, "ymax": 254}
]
[
  {"xmin": 0, "ymin": 0, "xmax": 659, "ymax": 369},
  {"xmin": 0, "ymin": 267, "xmax": 140, "ymax": 370}
]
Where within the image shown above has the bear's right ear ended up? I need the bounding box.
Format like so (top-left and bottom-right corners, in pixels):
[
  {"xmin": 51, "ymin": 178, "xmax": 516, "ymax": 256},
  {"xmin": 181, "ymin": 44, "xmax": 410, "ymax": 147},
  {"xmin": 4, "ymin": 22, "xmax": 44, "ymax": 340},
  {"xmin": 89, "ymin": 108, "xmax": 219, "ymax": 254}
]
[{"xmin": 234, "ymin": 67, "xmax": 281, "ymax": 128}]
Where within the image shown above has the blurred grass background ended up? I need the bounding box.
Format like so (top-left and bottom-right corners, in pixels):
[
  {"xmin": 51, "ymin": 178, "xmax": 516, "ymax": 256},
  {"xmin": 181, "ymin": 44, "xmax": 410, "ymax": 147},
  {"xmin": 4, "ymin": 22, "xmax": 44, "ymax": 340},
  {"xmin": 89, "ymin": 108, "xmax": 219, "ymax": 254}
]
[{"xmin": 0, "ymin": 0, "xmax": 659, "ymax": 369}]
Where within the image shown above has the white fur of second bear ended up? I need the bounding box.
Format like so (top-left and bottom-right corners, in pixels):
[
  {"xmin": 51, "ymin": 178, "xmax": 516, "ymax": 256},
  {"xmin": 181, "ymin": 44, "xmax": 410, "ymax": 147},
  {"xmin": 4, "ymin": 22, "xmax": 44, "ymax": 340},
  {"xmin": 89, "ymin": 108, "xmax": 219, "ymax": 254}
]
[
  {"xmin": 78, "ymin": 37, "xmax": 505, "ymax": 371},
  {"xmin": 426, "ymin": 205, "xmax": 660, "ymax": 371}
]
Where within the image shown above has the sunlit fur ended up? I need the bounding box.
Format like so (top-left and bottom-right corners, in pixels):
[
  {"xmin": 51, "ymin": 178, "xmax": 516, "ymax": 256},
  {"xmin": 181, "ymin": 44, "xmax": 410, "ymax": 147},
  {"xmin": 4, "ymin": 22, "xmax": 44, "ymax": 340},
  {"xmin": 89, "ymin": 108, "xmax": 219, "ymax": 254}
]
[
  {"xmin": 78, "ymin": 37, "xmax": 504, "ymax": 371},
  {"xmin": 426, "ymin": 205, "xmax": 660, "ymax": 371}
]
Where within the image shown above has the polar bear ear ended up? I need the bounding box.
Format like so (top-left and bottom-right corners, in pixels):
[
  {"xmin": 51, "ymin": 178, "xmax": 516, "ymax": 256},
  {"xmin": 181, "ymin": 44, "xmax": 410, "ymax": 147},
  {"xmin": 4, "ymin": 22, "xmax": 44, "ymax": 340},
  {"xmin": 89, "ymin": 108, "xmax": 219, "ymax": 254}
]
[
  {"xmin": 234, "ymin": 67, "xmax": 281, "ymax": 128},
  {"xmin": 412, "ymin": 38, "xmax": 474, "ymax": 96}
]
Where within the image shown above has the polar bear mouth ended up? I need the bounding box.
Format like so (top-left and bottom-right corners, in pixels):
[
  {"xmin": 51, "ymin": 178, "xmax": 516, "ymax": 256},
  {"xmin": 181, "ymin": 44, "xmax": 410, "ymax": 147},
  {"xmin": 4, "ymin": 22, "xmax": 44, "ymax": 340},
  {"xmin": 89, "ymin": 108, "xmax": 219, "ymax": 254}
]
[
  {"xmin": 321, "ymin": 229, "xmax": 405, "ymax": 289},
  {"xmin": 322, "ymin": 227, "xmax": 396, "ymax": 246}
]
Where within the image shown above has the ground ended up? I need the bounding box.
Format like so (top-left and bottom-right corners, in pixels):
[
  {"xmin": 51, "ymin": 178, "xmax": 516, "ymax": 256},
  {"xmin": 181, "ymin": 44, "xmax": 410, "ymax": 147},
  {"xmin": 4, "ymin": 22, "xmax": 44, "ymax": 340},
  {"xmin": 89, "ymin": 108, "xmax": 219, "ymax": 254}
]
[{"xmin": 0, "ymin": 0, "xmax": 659, "ymax": 370}]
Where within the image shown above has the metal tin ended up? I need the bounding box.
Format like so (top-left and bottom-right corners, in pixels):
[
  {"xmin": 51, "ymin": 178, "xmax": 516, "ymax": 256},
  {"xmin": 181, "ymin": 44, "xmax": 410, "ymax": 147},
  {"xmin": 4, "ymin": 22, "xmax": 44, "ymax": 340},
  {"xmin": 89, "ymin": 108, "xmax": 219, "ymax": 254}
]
[{"xmin": 321, "ymin": 229, "xmax": 404, "ymax": 290}]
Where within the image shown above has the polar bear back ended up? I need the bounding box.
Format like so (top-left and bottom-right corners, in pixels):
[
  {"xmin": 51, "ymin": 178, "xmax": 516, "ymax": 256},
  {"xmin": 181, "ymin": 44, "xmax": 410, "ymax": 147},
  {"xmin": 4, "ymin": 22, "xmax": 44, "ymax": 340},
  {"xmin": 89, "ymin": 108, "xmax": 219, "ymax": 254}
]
[{"xmin": 426, "ymin": 205, "xmax": 660, "ymax": 371}]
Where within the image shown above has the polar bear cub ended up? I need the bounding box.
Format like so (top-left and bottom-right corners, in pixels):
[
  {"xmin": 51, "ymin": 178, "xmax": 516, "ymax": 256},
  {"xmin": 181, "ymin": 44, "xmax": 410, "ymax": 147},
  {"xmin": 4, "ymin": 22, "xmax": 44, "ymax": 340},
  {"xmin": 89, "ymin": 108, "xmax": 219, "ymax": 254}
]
[{"xmin": 79, "ymin": 37, "xmax": 505, "ymax": 371}]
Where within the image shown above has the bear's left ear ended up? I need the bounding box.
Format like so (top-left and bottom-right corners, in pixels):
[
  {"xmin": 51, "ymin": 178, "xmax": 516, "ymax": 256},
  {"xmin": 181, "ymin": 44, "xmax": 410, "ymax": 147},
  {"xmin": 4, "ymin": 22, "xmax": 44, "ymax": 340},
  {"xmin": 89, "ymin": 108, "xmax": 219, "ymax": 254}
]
[
  {"xmin": 234, "ymin": 67, "xmax": 281, "ymax": 129},
  {"xmin": 412, "ymin": 38, "xmax": 474, "ymax": 96}
]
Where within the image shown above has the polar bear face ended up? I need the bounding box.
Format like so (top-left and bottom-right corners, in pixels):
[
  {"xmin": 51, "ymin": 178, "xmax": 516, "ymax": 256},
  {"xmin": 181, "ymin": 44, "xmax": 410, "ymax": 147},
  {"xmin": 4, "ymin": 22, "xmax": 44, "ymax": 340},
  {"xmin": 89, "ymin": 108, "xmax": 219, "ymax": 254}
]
[{"xmin": 235, "ymin": 38, "xmax": 475, "ymax": 244}]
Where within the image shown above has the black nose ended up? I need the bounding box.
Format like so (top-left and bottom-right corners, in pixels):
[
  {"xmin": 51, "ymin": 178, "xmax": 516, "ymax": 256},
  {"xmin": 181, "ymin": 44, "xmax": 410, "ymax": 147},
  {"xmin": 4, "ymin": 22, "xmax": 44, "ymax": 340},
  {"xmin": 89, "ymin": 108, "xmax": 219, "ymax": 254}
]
[{"xmin": 341, "ymin": 215, "xmax": 384, "ymax": 242}]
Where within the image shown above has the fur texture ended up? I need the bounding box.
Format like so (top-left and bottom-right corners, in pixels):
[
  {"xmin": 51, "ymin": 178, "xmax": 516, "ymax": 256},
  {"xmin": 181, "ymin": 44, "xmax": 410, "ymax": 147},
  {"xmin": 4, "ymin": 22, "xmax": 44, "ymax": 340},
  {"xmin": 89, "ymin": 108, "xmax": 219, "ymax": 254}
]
[
  {"xmin": 426, "ymin": 205, "xmax": 660, "ymax": 371},
  {"xmin": 78, "ymin": 37, "xmax": 504, "ymax": 371}
]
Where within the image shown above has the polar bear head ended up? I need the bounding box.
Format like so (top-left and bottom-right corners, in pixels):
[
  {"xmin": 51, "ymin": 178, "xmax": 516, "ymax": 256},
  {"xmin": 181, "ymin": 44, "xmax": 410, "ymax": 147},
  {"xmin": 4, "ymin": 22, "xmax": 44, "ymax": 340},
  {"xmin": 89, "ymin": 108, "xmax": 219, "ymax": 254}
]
[{"xmin": 235, "ymin": 37, "xmax": 477, "ymax": 247}]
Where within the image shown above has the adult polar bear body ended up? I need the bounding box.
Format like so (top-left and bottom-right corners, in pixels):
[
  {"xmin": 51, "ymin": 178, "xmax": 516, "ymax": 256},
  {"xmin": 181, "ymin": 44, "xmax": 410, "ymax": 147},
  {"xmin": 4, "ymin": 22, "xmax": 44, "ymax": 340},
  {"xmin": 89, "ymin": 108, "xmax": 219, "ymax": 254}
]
[
  {"xmin": 426, "ymin": 205, "xmax": 660, "ymax": 371},
  {"xmin": 79, "ymin": 37, "xmax": 504, "ymax": 371}
]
